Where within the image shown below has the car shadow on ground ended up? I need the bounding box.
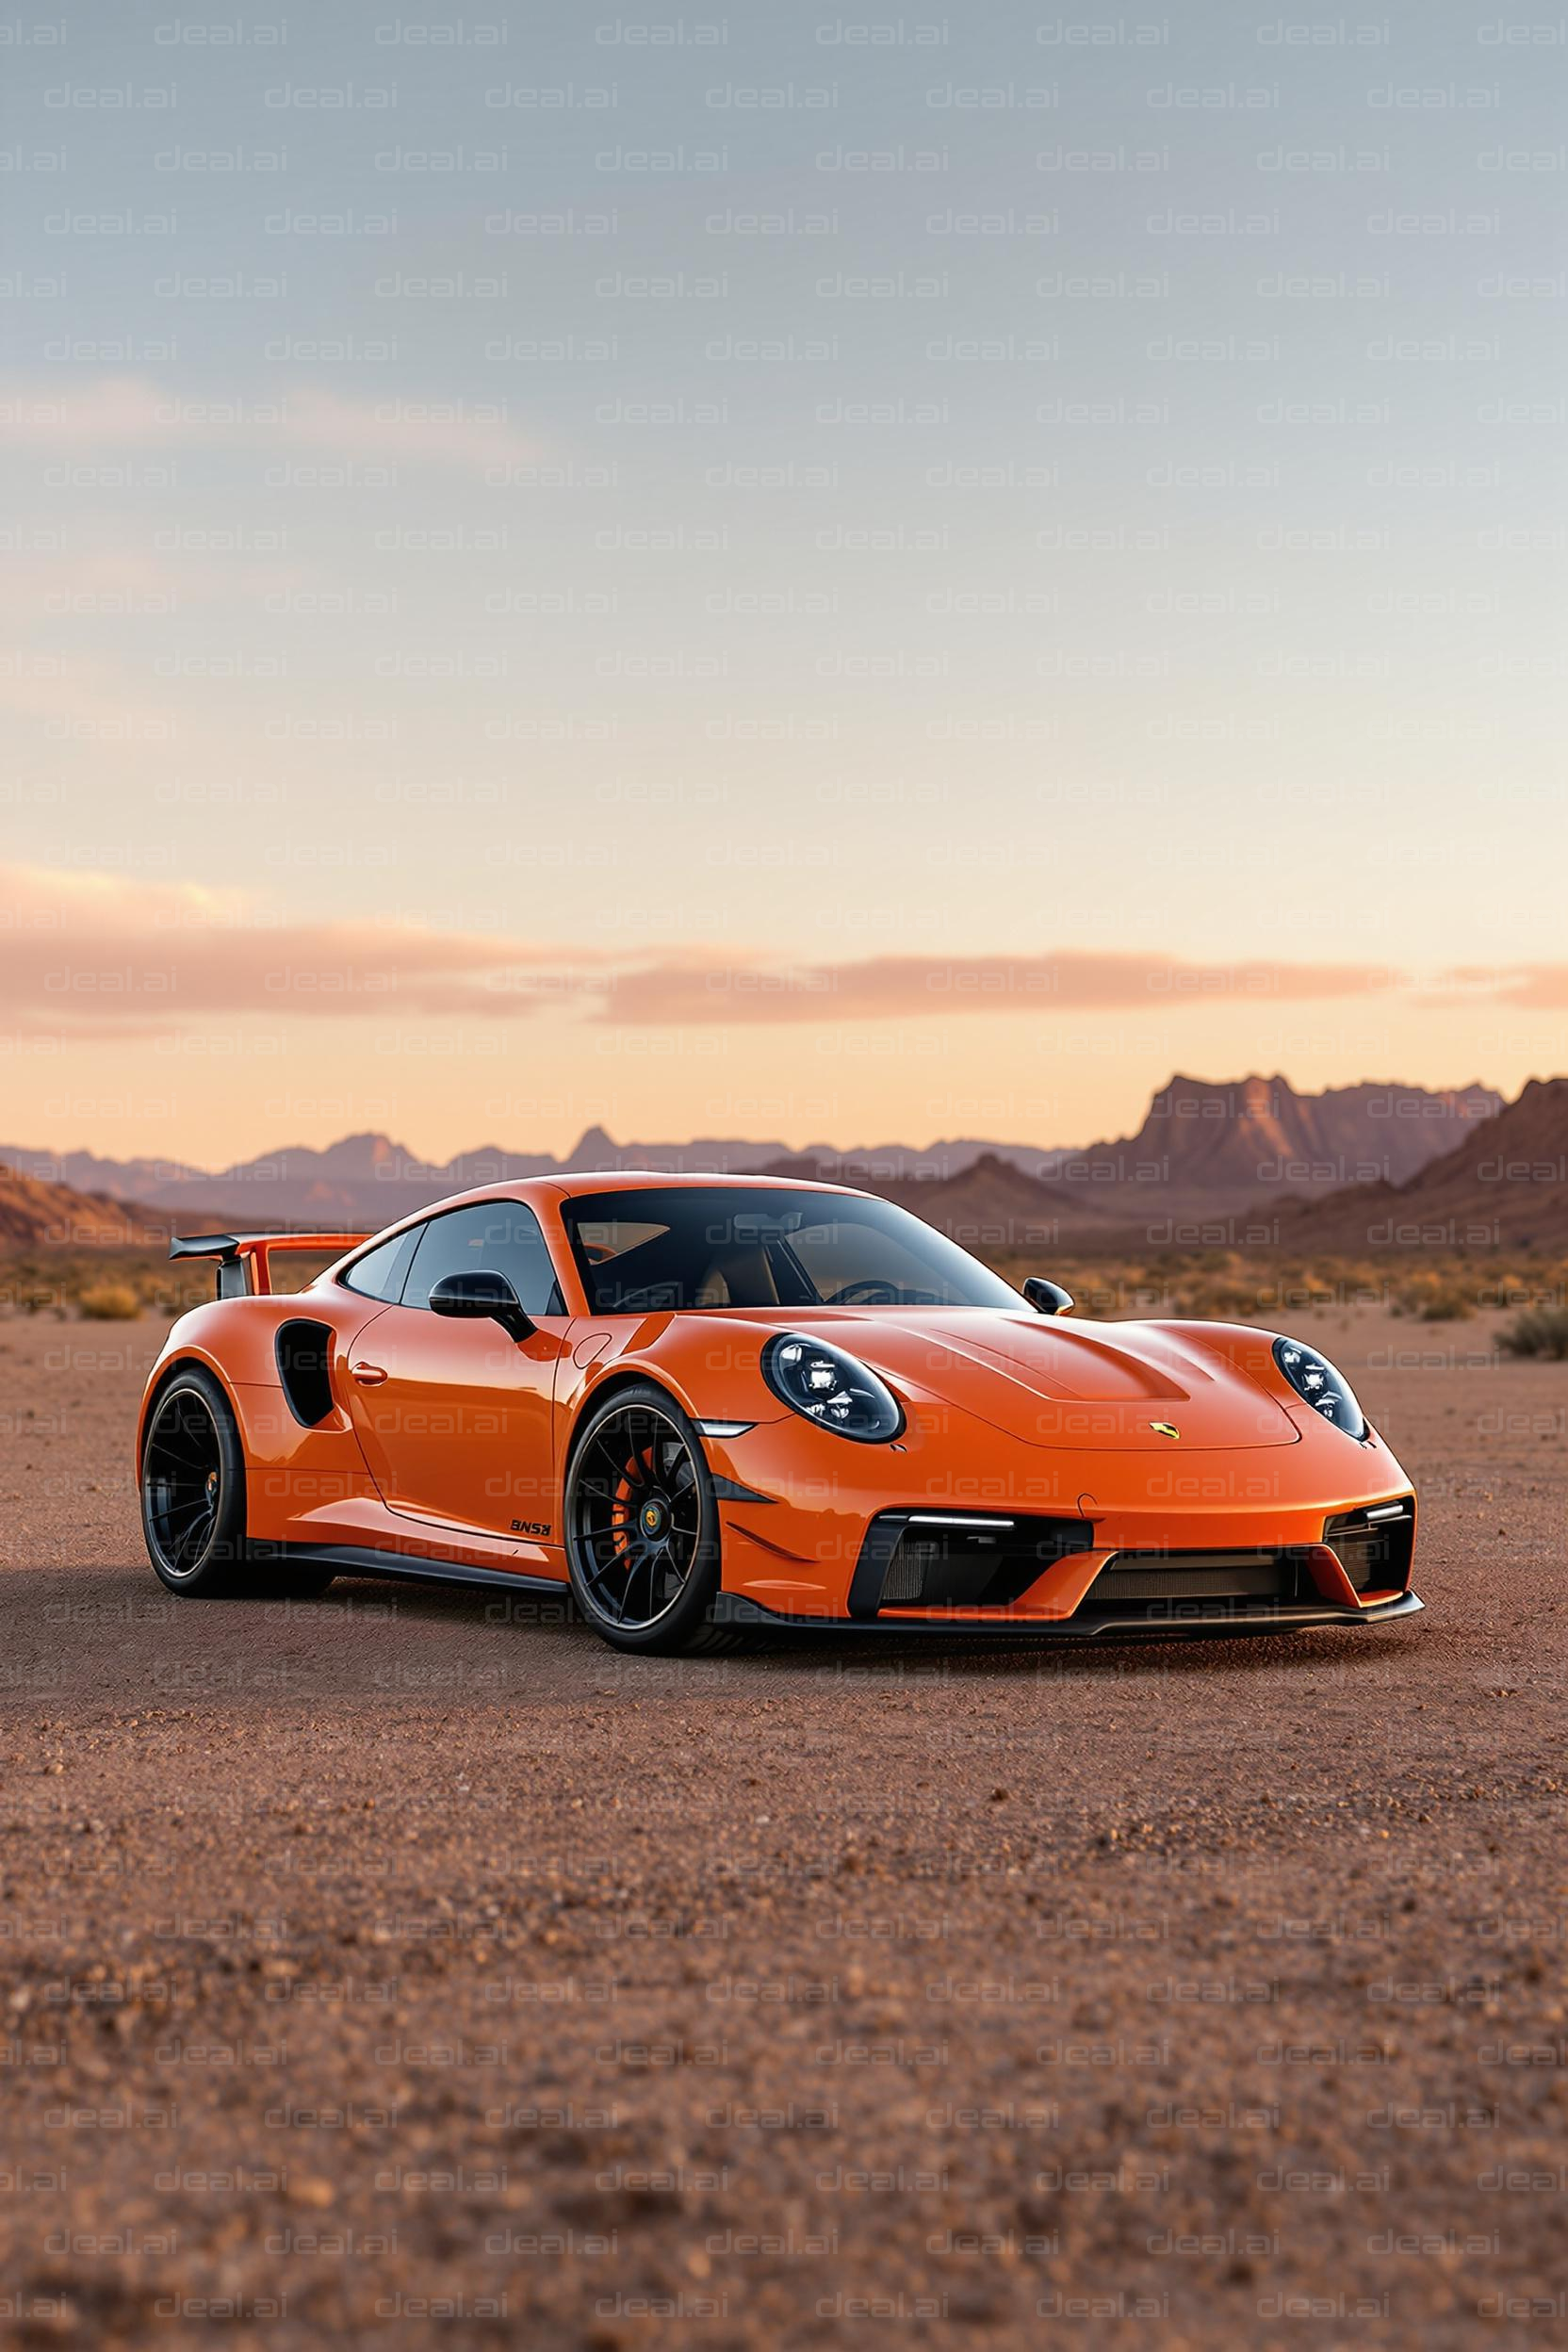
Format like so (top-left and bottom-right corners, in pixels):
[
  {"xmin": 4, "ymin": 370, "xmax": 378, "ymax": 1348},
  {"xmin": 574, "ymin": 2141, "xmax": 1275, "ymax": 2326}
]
[{"xmin": 304, "ymin": 1572, "xmax": 1426, "ymax": 1687}]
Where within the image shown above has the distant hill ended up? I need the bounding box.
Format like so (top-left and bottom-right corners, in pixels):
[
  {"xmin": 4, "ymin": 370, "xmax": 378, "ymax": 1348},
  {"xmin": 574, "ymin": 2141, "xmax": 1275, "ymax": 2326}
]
[
  {"xmin": 763, "ymin": 1151, "xmax": 1119, "ymax": 1250},
  {"xmin": 769, "ymin": 1077, "xmax": 1504, "ymax": 1243},
  {"xmin": 0, "ymin": 1078, "xmax": 1556, "ymax": 1263},
  {"xmin": 0, "ymin": 1164, "xmax": 167, "ymax": 1251},
  {"xmin": 1034, "ymin": 1074, "xmax": 1503, "ymax": 1223},
  {"xmin": 0, "ymin": 1128, "xmax": 786, "ymax": 1231},
  {"xmin": 1272, "ymin": 1078, "xmax": 1568, "ymax": 1254},
  {"xmin": 0, "ymin": 1145, "xmax": 210, "ymax": 1200},
  {"xmin": 0, "ymin": 1075, "xmax": 1503, "ymax": 1235}
]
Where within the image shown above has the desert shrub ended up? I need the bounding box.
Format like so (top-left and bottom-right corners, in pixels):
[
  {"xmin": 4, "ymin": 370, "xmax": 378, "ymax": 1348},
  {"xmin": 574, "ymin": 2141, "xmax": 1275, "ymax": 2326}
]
[
  {"xmin": 77, "ymin": 1282, "xmax": 142, "ymax": 1321},
  {"xmin": 1498, "ymin": 1307, "xmax": 1568, "ymax": 1362},
  {"xmin": 977, "ymin": 1245, "xmax": 1568, "ymax": 1325},
  {"xmin": 1416, "ymin": 1291, "xmax": 1474, "ymax": 1321},
  {"xmin": 0, "ymin": 1250, "xmax": 212, "ymax": 1320},
  {"xmin": 1393, "ymin": 1271, "xmax": 1476, "ymax": 1322}
]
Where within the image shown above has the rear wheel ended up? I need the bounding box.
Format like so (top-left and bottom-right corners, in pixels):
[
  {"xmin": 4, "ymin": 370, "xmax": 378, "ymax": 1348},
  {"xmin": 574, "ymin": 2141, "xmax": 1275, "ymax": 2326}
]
[
  {"xmin": 564, "ymin": 1384, "xmax": 742, "ymax": 1655},
  {"xmin": 141, "ymin": 1365, "xmax": 335, "ymax": 1599},
  {"xmin": 141, "ymin": 1366, "xmax": 250, "ymax": 1595}
]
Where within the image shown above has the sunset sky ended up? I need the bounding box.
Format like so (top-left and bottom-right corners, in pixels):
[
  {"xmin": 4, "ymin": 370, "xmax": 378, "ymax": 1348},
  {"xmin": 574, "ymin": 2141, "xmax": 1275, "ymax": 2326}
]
[{"xmin": 3, "ymin": 3, "xmax": 1564, "ymax": 1166}]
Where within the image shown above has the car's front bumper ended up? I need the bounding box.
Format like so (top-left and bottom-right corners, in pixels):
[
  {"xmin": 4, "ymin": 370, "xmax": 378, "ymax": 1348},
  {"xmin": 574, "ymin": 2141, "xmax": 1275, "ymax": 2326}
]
[{"xmin": 703, "ymin": 1409, "xmax": 1419, "ymax": 1631}]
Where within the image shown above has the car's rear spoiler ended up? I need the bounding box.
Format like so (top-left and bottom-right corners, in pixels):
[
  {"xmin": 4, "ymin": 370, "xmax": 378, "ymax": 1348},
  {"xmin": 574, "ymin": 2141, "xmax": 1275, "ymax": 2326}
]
[{"xmin": 169, "ymin": 1232, "xmax": 368, "ymax": 1298}]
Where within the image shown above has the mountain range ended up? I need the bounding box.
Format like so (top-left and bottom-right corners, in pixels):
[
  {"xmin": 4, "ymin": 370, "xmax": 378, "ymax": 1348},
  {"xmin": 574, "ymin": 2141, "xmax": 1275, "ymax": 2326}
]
[
  {"xmin": 1272, "ymin": 1078, "xmax": 1568, "ymax": 1256},
  {"xmin": 0, "ymin": 1164, "xmax": 168, "ymax": 1253},
  {"xmin": 770, "ymin": 1076, "xmax": 1506, "ymax": 1232},
  {"xmin": 0, "ymin": 1074, "xmax": 1511, "ymax": 1246}
]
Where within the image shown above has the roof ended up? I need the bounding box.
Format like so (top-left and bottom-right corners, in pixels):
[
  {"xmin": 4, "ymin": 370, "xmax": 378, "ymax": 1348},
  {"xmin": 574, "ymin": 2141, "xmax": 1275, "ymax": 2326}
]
[
  {"xmin": 329, "ymin": 1167, "xmax": 865, "ymax": 1257},
  {"xmin": 538, "ymin": 1168, "xmax": 858, "ymax": 1200}
]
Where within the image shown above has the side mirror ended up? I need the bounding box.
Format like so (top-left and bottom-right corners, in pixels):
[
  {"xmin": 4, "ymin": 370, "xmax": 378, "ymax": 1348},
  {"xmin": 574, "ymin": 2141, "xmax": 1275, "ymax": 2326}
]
[
  {"xmin": 1022, "ymin": 1277, "xmax": 1074, "ymax": 1317},
  {"xmin": 428, "ymin": 1268, "xmax": 535, "ymax": 1343}
]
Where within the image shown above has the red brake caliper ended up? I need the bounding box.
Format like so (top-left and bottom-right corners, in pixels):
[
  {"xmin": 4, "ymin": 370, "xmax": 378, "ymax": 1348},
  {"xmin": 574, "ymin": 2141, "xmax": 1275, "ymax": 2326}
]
[{"xmin": 612, "ymin": 1447, "xmax": 655, "ymax": 1555}]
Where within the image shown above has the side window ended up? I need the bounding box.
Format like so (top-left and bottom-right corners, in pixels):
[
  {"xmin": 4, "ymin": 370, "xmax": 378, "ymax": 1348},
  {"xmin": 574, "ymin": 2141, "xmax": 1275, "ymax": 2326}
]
[
  {"xmin": 402, "ymin": 1201, "xmax": 564, "ymax": 1316},
  {"xmin": 340, "ymin": 1229, "xmax": 418, "ymax": 1300}
]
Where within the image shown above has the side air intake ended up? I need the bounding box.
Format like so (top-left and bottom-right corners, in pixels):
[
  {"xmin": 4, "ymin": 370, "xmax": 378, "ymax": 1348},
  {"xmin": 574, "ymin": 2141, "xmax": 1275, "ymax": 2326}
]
[{"xmin": 275, "ymin": 1319, "xmax": 335, "ymax": 1428}]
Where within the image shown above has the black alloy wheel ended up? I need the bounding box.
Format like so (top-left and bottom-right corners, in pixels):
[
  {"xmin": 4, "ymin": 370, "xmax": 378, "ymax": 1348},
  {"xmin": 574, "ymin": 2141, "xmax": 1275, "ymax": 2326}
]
[
  {"xmin": 142, "ymin": 1378, "xmax": 233, "ymax": 1585},
  {"xmin": 140, "ymin": 1363, "xmax": 335, "ymax": 1599},
  {"xmin": 564, "ymin": 1385, "xmax": 739, "ymax": 1654}
]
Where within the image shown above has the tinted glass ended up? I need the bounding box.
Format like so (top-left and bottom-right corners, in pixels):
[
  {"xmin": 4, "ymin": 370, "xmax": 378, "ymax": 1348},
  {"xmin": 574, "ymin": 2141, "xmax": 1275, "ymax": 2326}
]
[
  {"xmin": 340, "ymin": 1230, "xmax": 416, "ymax": 1300},
  {"xmin": 563, "ymin": 1188, "xmax": 1022, "ymax": 1314},
  {"xmin": 402, "ymin": 1201, "xmax": 564, "ymax": 1315}
]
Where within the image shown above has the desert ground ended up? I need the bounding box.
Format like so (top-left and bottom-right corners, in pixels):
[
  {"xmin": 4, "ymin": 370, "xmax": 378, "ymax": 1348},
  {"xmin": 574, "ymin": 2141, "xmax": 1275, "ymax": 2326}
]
[{"xmin": 0, "ymin": 1302, "xmax": 1564, "ymax": 2348}]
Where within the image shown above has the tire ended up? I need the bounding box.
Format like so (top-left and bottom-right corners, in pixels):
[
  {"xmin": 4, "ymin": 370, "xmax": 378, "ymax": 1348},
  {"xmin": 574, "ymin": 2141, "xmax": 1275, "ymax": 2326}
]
[
  {"xmin": 141, "ymin": 1364, "xmax": 253, "ymax": 1596},
  {"xmin": 140, "ymin": 1365, "xmax": 336, "ymax": 1601},
  {"xmin": 564, "ymin": 1382, "xmax": 743, "ymax": 1656}
]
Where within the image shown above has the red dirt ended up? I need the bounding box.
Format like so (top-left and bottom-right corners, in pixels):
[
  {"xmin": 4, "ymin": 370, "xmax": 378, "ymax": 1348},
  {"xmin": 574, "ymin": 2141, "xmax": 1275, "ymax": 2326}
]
[{"xmin": 0, "ymin": 1304, "xmax": 1564, "ymax": 2347}]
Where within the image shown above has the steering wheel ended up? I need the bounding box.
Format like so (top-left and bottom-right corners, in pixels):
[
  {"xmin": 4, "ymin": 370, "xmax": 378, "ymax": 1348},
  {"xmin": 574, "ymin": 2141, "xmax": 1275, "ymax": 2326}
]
[{"xmin": 829, "ymin": 1279, "xmax": 905, "ymax": 1305}]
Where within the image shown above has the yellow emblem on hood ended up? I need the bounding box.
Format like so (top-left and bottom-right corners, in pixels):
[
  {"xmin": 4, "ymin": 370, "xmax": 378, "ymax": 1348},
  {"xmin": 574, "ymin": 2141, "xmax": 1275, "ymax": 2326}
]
[{"xmin": 1149, "ymin": 1421, "xmax": 1181, "ymax": 1440}]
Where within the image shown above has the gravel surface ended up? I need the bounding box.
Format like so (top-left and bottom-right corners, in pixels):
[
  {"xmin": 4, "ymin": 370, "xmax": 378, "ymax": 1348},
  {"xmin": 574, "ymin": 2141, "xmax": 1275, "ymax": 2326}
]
[{"xmin": 0, "ymin": 1306, "xmax": 1564, "ymax": 2348}]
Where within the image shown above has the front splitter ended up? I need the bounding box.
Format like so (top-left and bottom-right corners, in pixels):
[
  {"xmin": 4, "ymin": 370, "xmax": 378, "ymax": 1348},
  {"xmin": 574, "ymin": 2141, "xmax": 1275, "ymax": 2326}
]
[{"xmin": 714, "ymin": 1590, "xmax": 1424, "ymax": 1641}]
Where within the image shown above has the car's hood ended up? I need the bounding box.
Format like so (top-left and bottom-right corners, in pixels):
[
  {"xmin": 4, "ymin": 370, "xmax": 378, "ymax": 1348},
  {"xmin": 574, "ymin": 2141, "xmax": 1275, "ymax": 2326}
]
[{"xmin": 705, "ymin": 1307, "xmax": 1299, "ymax": 1452}]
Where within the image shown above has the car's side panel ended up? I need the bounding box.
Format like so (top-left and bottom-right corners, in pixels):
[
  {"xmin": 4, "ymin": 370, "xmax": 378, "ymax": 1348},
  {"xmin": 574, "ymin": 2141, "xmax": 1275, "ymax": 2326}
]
[
  {"xmin": 342, "ymin": 1303, "xmax": 570, "ymax": 1545},
  {"xmin": 234, "ymin": 1387, "xmax": 386, "ymax": 1544},
  {"xmin": 141, "ymin": 1285, "xmax": 580, "ymax": 1579},
  {"xmin": 557, "ymin": 1314, "xmax": 780, "ymax": 1433},
  {"xmin": 265, "ymin": 1491, "xmax": 555, "ymax": 1578},
  {"xmin": 139, "ymin": 1293, "xmax": 386, "ymax": 1452},
  {"xmin": 139, "ymin": 1292, "xmax": 389, "ymax": 1545}
]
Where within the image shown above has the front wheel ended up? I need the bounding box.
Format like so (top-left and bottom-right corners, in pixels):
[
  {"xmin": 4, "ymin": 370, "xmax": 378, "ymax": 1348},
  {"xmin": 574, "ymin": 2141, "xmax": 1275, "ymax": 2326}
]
[{"xmin": 564, "ymin": 1384, "xmax": 742, "ymax": 1655}]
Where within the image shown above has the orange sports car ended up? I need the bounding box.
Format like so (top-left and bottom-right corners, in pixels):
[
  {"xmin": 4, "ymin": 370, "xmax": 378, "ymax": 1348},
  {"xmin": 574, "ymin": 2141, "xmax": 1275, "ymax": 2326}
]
[{"xmin": 138, "ymin": 1173, "xmax": 1419, "ymax": 1654}]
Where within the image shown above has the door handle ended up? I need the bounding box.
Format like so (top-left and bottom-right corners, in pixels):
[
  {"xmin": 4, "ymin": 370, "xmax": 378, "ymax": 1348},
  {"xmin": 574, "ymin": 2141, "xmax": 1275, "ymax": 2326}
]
[{"xmin": 350, "ymin": 1362, "xmax": 388, "ymax": 1386}]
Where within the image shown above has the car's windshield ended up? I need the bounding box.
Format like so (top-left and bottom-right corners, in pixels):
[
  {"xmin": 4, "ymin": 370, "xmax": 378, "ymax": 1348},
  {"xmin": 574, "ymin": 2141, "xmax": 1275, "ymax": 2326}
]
[{"xmin": 561, "ymin": 1186, "xmax": 1024, "ymax": 1314}]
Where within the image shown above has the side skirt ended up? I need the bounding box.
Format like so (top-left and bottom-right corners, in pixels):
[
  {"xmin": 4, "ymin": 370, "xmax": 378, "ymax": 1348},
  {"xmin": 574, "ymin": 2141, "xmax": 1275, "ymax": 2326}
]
[{"xmin": 272, "ymin": 1542, "xmax": 569, "ymax": 1600}]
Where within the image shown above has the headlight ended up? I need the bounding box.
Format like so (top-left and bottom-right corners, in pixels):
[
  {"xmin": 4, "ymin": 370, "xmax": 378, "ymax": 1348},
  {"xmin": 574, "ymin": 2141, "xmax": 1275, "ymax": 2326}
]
[
  {"xmin": 1272, "ymin": 1335, "xmax": 1366, "ymax": 1440},
  {"xmin": 761, "ymin": 1332, "xmax": 905, "ymax": 1444}
]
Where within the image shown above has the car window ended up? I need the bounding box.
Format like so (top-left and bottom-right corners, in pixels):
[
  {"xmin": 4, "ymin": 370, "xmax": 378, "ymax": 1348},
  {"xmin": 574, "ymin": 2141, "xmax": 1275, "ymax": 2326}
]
[
  {"xmin": 340, "ymin": 1229, "xmax": 418, "ymax": 1300},
  {"xmin": 786, "ymin": 1215, "xmax": 964, "ymax": 1304},
  {"xmin": 570, "ymin": 1218, "xmax": 670, "ymax": 1265},
  {"xmin": 562, "ymin": 1187, "xmax": 1023, "ymax": 1313},
  {"xmin": 401, "ymin": 1201, "xmax": 564, "ymax": 1315}
]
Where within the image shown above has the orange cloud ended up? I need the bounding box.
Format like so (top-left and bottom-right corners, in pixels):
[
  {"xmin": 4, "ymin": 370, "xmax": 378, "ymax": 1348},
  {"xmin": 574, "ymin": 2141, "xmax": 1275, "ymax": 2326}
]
[
  {"xmin": 597, "ymin": 951, "xmax": 1400, "ymax": 1025},
  {"xmin": 0, "ymin": 864, "xmax": 602, "ymax": 1039},
  {"xmin": 9, "ymin": 865, "xmax": 1550, "ymax": 1046},
  {"xmin": 1431, "ymin": 965, "xmax": 1568, "ymax": 1009}
]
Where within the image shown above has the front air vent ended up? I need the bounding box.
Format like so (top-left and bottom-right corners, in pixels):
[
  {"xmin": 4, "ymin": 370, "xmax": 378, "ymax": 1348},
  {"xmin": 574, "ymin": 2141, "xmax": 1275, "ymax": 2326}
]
[
  {"xmin": 880, "ymin": 1541, "xmax": 933, "ymax": 1605},
  {"xmin": 1323, "ymin": 1499, "xmax": 1414, "ymax": 1594},
  {"xmin": 850, "ymin": 1511, "xmax": 1095, "ymax": 1617},
  {"xmin": 1089, "ymin": 1550, "xmax": 1303, "ymax": 1608},
  {"xmin": 275, "ymin": 1318, "xmax": 335, "ymax": 1428}
]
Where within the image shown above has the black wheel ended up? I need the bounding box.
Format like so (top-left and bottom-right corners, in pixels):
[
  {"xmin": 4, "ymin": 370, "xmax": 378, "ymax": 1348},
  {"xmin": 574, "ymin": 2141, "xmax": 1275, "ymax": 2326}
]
[
  {"xmin": 141, "ymin": 1365, "xmax": 251, "ymax": 1595},
  {"xmin": 140, "ymin": 1367, "xmax": 338, "ymax": 1599},
  {"xmin": 564, "ymin": 1384, "xmax": 742, "ymax": 1655}
]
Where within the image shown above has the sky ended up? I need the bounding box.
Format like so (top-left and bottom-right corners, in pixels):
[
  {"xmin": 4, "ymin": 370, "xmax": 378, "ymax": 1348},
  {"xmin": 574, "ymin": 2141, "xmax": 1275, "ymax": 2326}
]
[{"xmin": 2, "ymin": 0, "xmax": 1565, "ymax": 1167}]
